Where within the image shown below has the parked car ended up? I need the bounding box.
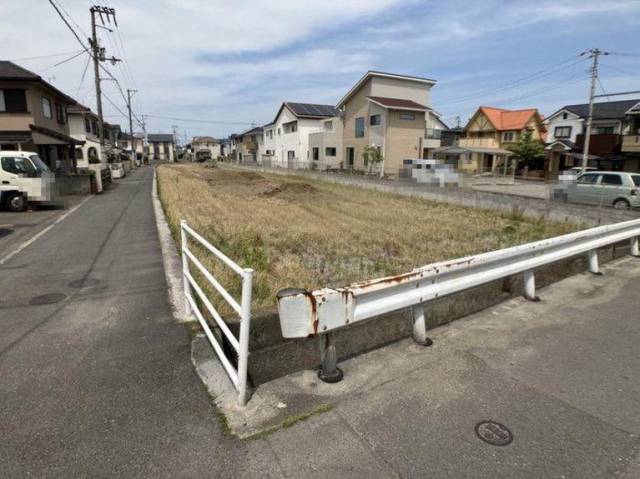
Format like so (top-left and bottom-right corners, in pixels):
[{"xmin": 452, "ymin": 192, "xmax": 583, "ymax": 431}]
[
  {"xmin": 0, "ymin": 150, "xmax": 54, "ymax": 211},
  {"xmin": 560, "ymin": 171, "xmax": 640, "ymax": 209}
]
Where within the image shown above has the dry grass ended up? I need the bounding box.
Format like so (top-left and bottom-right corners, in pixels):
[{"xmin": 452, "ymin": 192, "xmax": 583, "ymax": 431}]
[{"xmin": 158, "ymin": 164, "xmax": 578, "ymax": 315}]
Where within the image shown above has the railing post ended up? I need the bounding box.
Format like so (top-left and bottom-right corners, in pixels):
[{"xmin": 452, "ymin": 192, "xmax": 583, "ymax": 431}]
[
  {"xmin": 587, "ymin": 250, "xmax": 601, "ymax": 275},
  {"xmin": 631, "ymin": 237, "xmax": 640, "ymax": 257},
  {"xmin": 412, "ymin": 305, "xmax": 433, "ymax": 346},
  {"xmin": 180, "ymin": 220, "xmax": 191, "ymax": 316},
  {"xmin": 318, "ymin": 332, "xmax": 343, "ymax": 383},
  {"xmin": 523, "ymin": 270, "xmax": 539, "ymax": 301},
  {"xmin": 237, "ymin": 268, "xmax": 253, "ymax": 407}
]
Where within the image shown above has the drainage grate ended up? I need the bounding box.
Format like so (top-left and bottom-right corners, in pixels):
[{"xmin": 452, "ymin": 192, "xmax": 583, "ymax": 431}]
[
  {"xmin": 68, "ymin": 278, "xmax": 101, "ymax": 288},
  {"xmin": 30, "ymin": 293, "xmax": 67, "ymax": 306},
  {"xmin": 475, "ymin": 420, "xmax": 513, "ymax": 446}
]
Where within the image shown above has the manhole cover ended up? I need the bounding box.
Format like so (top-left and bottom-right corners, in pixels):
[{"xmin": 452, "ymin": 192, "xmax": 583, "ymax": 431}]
[
  {"xmin": 30, "ymin": 293, "xmax": 67, "ymax": 305},
  {"xmin": 68, "ymin": 278, "xmax": 101, "ymax": 288},
  {"xmin": 475, "ymin": 420, "xmax": 513, "ymax": 446}
]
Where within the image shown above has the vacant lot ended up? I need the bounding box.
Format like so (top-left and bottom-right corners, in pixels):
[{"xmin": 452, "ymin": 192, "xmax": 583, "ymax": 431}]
[{"xmin": 158, "ymin": 164, "xmax": 578, "ymax": 313}]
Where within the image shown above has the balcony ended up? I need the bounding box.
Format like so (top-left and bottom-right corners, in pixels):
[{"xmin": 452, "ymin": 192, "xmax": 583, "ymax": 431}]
[
  {"xmin": 622, "ymin": 134, "xmax": 640, "ymax": 153},
  {"xmin": 458, "ymin": 137, "xmax": 500, "ymax": 149},
  {"xmin": 574, "ymin": 133, "xmax": 621, "ymax": 156}
]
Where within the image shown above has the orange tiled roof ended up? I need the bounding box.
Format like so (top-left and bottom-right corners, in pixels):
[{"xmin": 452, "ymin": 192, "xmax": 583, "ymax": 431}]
[{"xmin": 479, "ymin": 106, "xmax": 539, "ymax": 131}]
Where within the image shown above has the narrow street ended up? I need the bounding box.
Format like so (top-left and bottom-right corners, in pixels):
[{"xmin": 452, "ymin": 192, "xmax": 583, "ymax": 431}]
[{"xmin": 0, "ymin": 167, "xmax": 265, "ymax": 477}]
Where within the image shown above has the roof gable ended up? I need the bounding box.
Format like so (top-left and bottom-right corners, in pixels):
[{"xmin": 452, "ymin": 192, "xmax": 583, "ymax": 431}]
[
  {"xmin": 468, "ymin": 106, "xmax": 542, "ymax": 132},
  {"xmin": 337, "ymin": 70, "xmax": 436, "ymax": 108}
]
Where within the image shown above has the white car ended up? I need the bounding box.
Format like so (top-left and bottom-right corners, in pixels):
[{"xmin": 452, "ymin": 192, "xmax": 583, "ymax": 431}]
[{"xmin": 0, "ymin": 150, "xmax": 54, "ymax": 211}]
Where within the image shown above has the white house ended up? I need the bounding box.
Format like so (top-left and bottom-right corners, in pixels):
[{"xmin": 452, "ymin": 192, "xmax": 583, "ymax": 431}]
[
  {"xmin": 67, "ymin": 104, "xmax": 105, "ymax": 167},
  {"xmin": 265, "ymin": 102, "xmax": 341, "ymax": 169}
]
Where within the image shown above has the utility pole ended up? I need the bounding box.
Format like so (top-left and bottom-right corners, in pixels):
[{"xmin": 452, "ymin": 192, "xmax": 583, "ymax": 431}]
[
  {"xmin": 127, "ymin": 88, "xmax": 137, "ymax": 165},
  {"xmin": 141, "ymin": 114, "xmax": 148, "ymax": 163},
  {"xmin": 581, "ymin": 48, "xmax": 609, "ymax": 172},
  {"xmin": 89, "ymin": 5, "xmax": 119, "ymax": 160},
  {"xmin": 172, "ymin": 125, "xmax": 179, "ymax": 162}
]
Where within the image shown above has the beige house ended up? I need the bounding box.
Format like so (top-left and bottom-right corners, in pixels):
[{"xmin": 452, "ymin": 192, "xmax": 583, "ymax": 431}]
[
  {"xmin": 337, "ymin": 71, "xmax": 437, "ymax": 175},
  {"xmin": 192, "ymin": 136, "xmax": 221, "ymax": 159},
  {"xmin": 308, "ymin": 116, "xmax": 343, "ymax": 170},
  {"xmin": 147, "ymin": 134, "xmax": 175, "ymax": 162},
  {"xmin": 442, "ymin": 106, "xmax": 546, "ymax": 174},
  {"xmin": 0, "ymin": 61, "xmax": 82, "ymax": 171}
]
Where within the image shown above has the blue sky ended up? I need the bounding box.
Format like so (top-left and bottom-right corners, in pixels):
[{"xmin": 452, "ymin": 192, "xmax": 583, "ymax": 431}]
[{"xmin": 2, "ymin": 0, "xmax": 640, "ymax": 138}]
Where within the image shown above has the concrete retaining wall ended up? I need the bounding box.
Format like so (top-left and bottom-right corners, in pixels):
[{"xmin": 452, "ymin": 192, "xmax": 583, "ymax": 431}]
[{"xmin": 55, "ymin": 174, "xmax": 92, "ymax": 196}]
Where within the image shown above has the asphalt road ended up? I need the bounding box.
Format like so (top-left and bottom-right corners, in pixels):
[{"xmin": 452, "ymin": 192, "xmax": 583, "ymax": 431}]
[{"xmin": 1, "ymin": 164, "xmax": 639, "ymax": 478}]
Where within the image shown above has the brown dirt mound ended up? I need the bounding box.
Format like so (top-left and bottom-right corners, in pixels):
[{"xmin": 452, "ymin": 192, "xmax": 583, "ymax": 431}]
[
  {"xmin": 261, "ymin": 182, "xmax": 318, "ymax": 197},
  {"xmin": 238, "ymin": 171, "xmax": 263, "ymax": 181}
]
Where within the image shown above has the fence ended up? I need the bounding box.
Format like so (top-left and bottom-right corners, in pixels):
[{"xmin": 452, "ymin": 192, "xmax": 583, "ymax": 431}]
[
  {"xmin": 180, "ymin": 220, "xmax": 254, "ymax": 406},
  {"xmin": 277, "ymin": 218, "xmax": 640, "ymax": 382}
]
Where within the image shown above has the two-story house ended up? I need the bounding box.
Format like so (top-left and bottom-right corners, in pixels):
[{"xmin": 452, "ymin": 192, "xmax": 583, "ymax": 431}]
[
  {"xmin": 337, "ymin": 71, "xmax": 447, "ymax": 175},
  {"xmin": 237, "ymin": 126, "xmax": 263, "ymax": 163},
  {"xmin": 0, "ymin": 61, "xmax": 82, "ymax": 171},
  {"xmin": 67, "ymin": 103, "xmax": 105, "ymax": 167},
  {"xmin": 449, "ymin": 106, "xmax": 546, "ymax": 174},
  {"xmin": 622, "ymin": 101, "xmax": 640, "ymax": 171},
  {"xmin": 308, "ymin": 115, "xmax": 344, "ymax": 170},
  {"xmin": 545, "ymin": 99, "xmax": 640, "ymax": 174},
  {"xmin": 147, "ymin": 134, "xmax": 175, "ymax": 162},
  {"xmin": 265, "ymin": 102, "xmax": 341, "ymax": 169},
  {"xmin": 192, "ymin": 136, "xmax": 221, "ymax": 159}
]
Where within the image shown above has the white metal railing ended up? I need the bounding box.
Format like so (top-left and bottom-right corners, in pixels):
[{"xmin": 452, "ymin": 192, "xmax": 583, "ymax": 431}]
[
  {"xmin": 277, "ymin": 218, "xmax": 640, "ymax": 381},
  {"xmin": 180, "ymin": 220, "xmax": 254, "ymax": 406}
]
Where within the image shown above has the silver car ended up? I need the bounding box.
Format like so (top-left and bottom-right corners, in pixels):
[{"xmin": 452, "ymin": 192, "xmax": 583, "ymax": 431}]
[{"xmin": 565, "ymin": 171, "xmax": 640, "ymax": 209}]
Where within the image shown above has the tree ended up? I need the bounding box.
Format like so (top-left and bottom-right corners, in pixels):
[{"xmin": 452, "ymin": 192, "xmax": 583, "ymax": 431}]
[
  {"xmin": 507, "ymin": 130, "xmax": 545, "ymax": 170},
  {"xmin": 362, "ymin": 146, "xmax": 384, "ymax": 175}
]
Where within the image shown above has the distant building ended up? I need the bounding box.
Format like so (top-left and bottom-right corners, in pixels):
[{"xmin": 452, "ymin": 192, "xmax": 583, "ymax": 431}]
[
  {"xmin": 308, "ymin": 116, "xmax": 344, "ymax": 170},
  {"xmin": 192, "ymin": 136, "xmax": 221, "ymax": 159},
  {"xmin": 147, "ymin": 133, "xmax": 175, "ymax": 162}
]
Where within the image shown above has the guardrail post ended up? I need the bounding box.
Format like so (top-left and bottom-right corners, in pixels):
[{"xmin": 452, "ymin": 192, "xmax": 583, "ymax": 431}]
[
  {"xmin": 237, "ymin": 268, "xmax": 254, "ymax": 406},
  {"xmin": 180, "ymin": 220, "xmax": 191, "ymax": 315},
  {"xmin": 587, "ymin": 250, "xmax": 601, "ymax": 275},
  {"xmin": 412, "ymin": 305, "xmax": 433, "ymax": 346},
  {"xmin": 318, "ymin": 332, "xmax": 343, "ymax": 383},
  {"xmin": 632, "ymin": 237, "xmax": 640, "ymax": 257},
  {"xmin": 523, "ymin": 270, "xmax": 539, "ymax": 301}
]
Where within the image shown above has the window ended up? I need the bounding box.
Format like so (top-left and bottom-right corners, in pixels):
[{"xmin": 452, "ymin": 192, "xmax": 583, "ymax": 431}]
[
  {"xmin": 267, "ymin": 129, "xmax": 273, "ymax": 139},
  {"xmin": 370, "ymin": 114, "xmax": 381, "ymax": 126},
  {"xmin": 92, "ymin": 121, "xmax": 98, "ymax": 135},
  {"xmin": 287, "ymin": 150, "xmax": 295, "ymax": 160},
  {"xmin": 502, "ymin": 131, "xmax": 516, "ymax": 142},
  {"xmin": 0, "ymin": 89, "xmax": 27, "ymax": 112},
  {"xmin": 601, "ymin": 174, "xmax": 622, "ymax": 185},
  {"xmin": 42, "ymin": 97, "xmax": 52, "ymax": 119},
  {"xmin": 55, "ymin": 103, "xmax": 66, "ymax": 124},
  {"xmin": 75, "ymin": 147, "xmax": 84, "ymax": 159},
  {"xmin": 325, "ymin": 147, "xmax": 336, "ymax": 157},
  {"xmin": 324, "ymin": 120, "xmax": 333, "ymax": 131},
  {"xmin": 283, "ymin": 121, "xmax": 297, "ymax": 133},
  {"xmin": 554, "ymin": 126, "xmax": 572, "ymax": 138},
  {"xmin": 632, "ymin": 175, "xmax": 640, "ymax": 187},
  {"xmin": 562, "ymin": 113, "xmax": 568, "ymax": 120},
  {"xmin": 577, "ymin": 173, "xmax": 600, "ymax": 184},
  {"xmin": 277, "ymin": 128, "xmax": 281, "ymax": 136},
  {"xmin": 1, "ymin": 156, "xmax": 36, "ymax": 176},
  {"xmin": 594, "ymin": 126, "xmax": 615, "ymax": 134},
  {"xmin": 85, "ymin": 118, "xmax": 91, "ymax": 133},
  {"xmin": 355, "ymin": 117, "xmax": 365, "ymax": 137},
  {"xmin": 399, "ymin": 112, "xmax": 415, "ymax": 120}
]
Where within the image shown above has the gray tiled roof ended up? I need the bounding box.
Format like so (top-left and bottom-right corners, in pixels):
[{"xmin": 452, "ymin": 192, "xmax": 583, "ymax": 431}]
[
  {"xmin": 147, "ymin": 134, "xmax": 174, "ymax": 142},
  {"xmin": 562, "ymin": 99, "xmax": 640, "ymax": 120},
  {"xmin": 0, "ymin": 61, "xmax": 40, "ymax": 80}
]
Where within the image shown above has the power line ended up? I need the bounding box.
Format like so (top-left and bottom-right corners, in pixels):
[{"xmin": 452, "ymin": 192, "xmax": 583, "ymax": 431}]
[
  {"xmin": 142, "ymin": 114, "xmax": 255, "ymax": 126},
  {"xmin": 7, "ymin": 50, "xmax": 84, "ymax": 62},
  {"xmin": 608, "ymin": 52, "xmax": 640, "ymax": 58},
  {"xmin": 48, "ymin": 0, "xmax": 89, "ymax": 50},
  {"xmin": 42, "ymin": 49, "xmax": 88, "ymax": 71}
]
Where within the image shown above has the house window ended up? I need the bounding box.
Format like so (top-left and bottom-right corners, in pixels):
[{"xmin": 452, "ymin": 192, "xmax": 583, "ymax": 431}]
[
  {"xmin": 502, "ymin": 131, "xmax": 516, "ymax": 142},
  {"xmin": 283, "ymin": 121, "xmax": 297, "ymax": 133},
  {"xmin": 325, "ymin": 147, "xmax": 336, "ymax": 157},
  {"xmin": 277, "ymin": 128, "xmax": 281, "ymax": 136},
  {"xmin": 92, "ymin": 121, "xmax": 98, "ymax": 135},
  {"xmin": 287, "ymin": 150, "xmax": 295, "ymax": 160},
  {"xmin": 75, "ymin": 147, "xmax": 84, "ymax": 159},
  {"xmin": 42, "ymin": 97, "xmax": 52, "ymax": 119},
  {"xmin": 324, "ymin": 120, "xmax": 333, "ymax": 131},
  {"xmin": 55, "ymin": 103, "xmax": 66, "ymax": 124},
  {"xmin": 85, "ymin": 118, "xmax": 91, "ymax": 133},
  {"xmin": 554, "ymin": 126, "xmax": 571, "ymax": 138},
  {"xmin": 594, "ymin": 126, "xmax": 615, "ymax": 134},
  {"xmin": 399, "ymin": 112, "xmax": 415, "ymax": 120},
  {"xmin": 355, "ymin": 117, "xmax": 365, "ymax": 137},
  {"xmin": 267, "ymin": 129, "xmax": 273, "ymax": 139},
  {"xmin": 0, "ymin": 89, "xmax": 27, "ymax": 113},
  {"xmin": 370, "ymin": 114, "xmax": 381, "ymax": 126},
  {"xmin": 562, "ymin": 113, "xmax": 568, "ymax": 120}
]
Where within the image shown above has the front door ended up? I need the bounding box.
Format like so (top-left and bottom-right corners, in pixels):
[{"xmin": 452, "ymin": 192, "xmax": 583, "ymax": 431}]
[{"xmin": 346, "ymin": 147, "xmax": 355, "ymax": 168}]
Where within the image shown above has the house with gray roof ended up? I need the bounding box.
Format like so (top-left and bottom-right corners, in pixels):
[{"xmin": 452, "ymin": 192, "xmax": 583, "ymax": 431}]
[
  {"xmin": 147, "ymin": 133, "xmax": 175, "ymax": 162},
  {"xmin": 545, "ymin": 99, "xmax": 640, "ymax": 175}
]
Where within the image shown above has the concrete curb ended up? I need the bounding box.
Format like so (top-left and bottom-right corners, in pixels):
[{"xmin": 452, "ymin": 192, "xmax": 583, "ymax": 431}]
[{"xmin": 152, "ymin": 167, "xmax": 192, "ymax": 323}]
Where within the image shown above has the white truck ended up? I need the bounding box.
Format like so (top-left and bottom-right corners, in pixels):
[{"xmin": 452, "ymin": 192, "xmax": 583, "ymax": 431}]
[{"xmin": 0, "ymin": 150, "xmax": 54, "ymax": 212}]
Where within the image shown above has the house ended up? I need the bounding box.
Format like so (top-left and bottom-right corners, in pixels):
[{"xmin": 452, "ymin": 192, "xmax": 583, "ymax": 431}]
[
  {"xmin": 0, "ymin": 61, "xmax": 82, "ymax": 171},
  {"xmin": 308, "ymin": 116, "xmax": 344, "ymax": 170},
  {"xmin": 337, "ymin": 71, "xmax": 438, "ymax": 175},
  {"xmin": 118, "ymin": 131, "xmax": 145, "ymax": 163},
  {"xmin": 147, "ymin": 133, "xmax": 175, "ymax": 162},
  {"xmin": 67, "ymin": 103, "xmax": 105, "ymax": 168},
  {"xmin": 192, "ymin": 136, "xmax": 221, "ymax": 159},
  {"xmin": 265, "ymin": 102, "xmax": 341, "ymax": 169},
  {"xmin": 545, "ymin": 99, "xmax": 640, "ymax": 175},
  {"xmin": 436, "ymin": 106, "xmax": 546, "ymax": 174},
  {"xmin": 424, "ymin": 110, "xmax": 450, "ymax": 157},
  {"xmin": 236, "ymin": 126, "xmax": 263, "ymax": 163}
]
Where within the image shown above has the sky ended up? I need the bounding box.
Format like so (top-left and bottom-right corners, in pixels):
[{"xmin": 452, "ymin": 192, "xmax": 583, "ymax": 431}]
[{"xmin": 2, "ymin": 0, "xmax": 640, "ymax": 140}]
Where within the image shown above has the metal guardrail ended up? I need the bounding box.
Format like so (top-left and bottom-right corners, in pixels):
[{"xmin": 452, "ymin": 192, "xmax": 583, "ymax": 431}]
[
  {"xmin": 180, "ymin": 220, "xmax": 254, "ymax": 406},
  {"xmin": 277, "ymin": 218, "xmax": 640, "ymax": 382}
]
